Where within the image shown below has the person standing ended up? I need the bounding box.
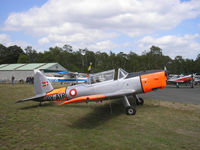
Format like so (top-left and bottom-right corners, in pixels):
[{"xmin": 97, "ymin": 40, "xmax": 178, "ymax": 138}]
[
  {"xmin": 88, "ymin": 62, "xmax": 92, "ymax": 74},
  {"xmin": 11, "ymin": 76, "xmax": 15, "ymax": 85}
]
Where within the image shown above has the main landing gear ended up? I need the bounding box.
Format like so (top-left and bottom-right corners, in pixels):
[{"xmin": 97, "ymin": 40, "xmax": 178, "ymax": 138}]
[
  {"xmin": 123, "ymin": 96, "xmax": 136, "ymax": 115},
  {"xmin": 176, "ymin": 82, "xmax": 179, "ymax": 88},
  {"xmin": 122, "ymin": 95, "xmax": 144, "ymax": 115},
  {"xmin": 134, "ymin": 95, "xmax": 144, "ymax": 105}
]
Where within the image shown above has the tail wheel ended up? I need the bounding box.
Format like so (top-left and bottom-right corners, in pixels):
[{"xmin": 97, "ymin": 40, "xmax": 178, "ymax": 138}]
[
  {"xmin": 126, "ymin": 106, "xmax": 136, "ymax": 115},
  {"xmin": 136, "ymin": 97, "xmax": 144, "ymax": 105}
]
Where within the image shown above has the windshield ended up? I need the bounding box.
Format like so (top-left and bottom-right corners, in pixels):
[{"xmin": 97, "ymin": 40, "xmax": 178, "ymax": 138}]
[{"xmin": 118, "ymin": 68, "xmax": 128, "ymax": 79}]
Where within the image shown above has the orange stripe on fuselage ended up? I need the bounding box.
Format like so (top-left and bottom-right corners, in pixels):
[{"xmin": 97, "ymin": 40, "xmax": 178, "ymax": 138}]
[
  {"xmin": 59, "ymin": 94, "xmax": 106, "ymax": 105},
  {"xmin": 141, "ymin": 71, "xmax": 167, "ymax": 93},
  {"xmin": 46, "ymin": 87, "xmax": 67, "ymax": 101}
]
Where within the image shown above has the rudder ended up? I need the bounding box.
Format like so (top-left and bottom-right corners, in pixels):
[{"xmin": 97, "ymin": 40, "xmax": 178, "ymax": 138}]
[{"xmin": 34, "ymin": 70, "xmax": 54, "ymax": 95}]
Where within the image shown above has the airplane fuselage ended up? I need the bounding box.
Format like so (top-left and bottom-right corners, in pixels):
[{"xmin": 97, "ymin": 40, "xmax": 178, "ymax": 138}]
[
  {"xmin": 17, "ymin": 69, "xmax": 167, "ymax": 115},
  {"xmin": 168, "ymin": 75, "xmax": 193, "ymax": 83},
  {"xmin": 44, "ymin": 70, "xmax": 166, "ymax": 102}
]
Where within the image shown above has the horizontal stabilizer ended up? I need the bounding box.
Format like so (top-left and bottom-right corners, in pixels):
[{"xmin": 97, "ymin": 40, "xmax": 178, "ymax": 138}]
[
  {"xmin": 59, "ymin": 89, "xmax": 135, "ymax": 105},
  {"xmin": 16, "ymin": 93, "xmax": 45, "ymax": 103}
]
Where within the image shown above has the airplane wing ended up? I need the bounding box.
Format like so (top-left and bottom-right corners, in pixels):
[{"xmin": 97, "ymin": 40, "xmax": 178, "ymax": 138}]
[
  {"xmin": 168, "ymin": 80, "xmax": 184, "ymax": 83},
  {"xmin": 59, "ymin": 89, "xmax": 135, "ymax": 105},
  {"xmin": 16, "ymin": 93, "xmax": 46, "ymax": 103}
]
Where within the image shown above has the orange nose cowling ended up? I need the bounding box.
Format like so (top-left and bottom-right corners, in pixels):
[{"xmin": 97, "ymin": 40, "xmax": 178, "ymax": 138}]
[{"xmin": 140, "ymin": 71, "xmax": 167, "ymax": 93}]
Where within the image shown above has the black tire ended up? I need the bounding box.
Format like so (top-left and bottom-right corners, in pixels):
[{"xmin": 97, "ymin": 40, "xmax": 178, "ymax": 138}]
[
  {"xmin": 136, "ymin": 97, "xmax": 144, "ymax": 105},
  {"xmin": 139, "ymin": 97, "xmax": 144, "ymax": 105},
  {"xmin": 126, "ymin": 106, "xmax": 136, "ymax": 115},
  {"xmin": 136, "ymin": 99, "xmax": 140, "ymax": 105}
]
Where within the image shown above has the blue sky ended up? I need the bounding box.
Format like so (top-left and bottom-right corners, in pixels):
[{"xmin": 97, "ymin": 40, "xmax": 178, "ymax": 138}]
[
  {"xmin": 0, "ymin": 0, "xmax": 200, "ymax": 59},
  {"xmin": 0, "ymin": 0, "xmax": 46, "ymax": 24}
]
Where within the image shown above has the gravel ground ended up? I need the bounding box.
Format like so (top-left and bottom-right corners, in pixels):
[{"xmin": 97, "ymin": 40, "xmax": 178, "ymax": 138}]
[{"xmin": 140, "ymin": 85, "xmax": 200, "ymax": 105}]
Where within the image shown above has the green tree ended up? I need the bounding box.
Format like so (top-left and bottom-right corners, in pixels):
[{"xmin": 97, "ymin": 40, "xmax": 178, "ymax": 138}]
[
  {"xmin": 24, "ymin": 46, "xmax": 38, "ymax": 63},
  {"xmin": 150, "ymin": 45, "xmax": 162, "ymax": 56},
  {"xmin": 0, "ymin": 44, "xmax": 8, "ymax": 64},
  {"xmin": 17, "ymin": 54, "xmax": 29, "ymax": 63},
  {"xmin": 194, "ymin": 54, "xmax": 200, "ymax": 74},
  {"xmin": 0, "ymin": 45, "xmax": 24, "ymax": 64},
  {"xmin": 1, "ymin": 43, "xmax": 200, "ymax": 75}
]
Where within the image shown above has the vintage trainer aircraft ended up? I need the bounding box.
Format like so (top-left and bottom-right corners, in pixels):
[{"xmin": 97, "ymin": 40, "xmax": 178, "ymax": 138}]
[
  {"xmin": 44, "ymin": 70, "xmax": 88, "ymax": 85},
  {"xmin": 16, "ymin": 68, "xmax": 167, "ymax": 115},
  {"xmin": 167, "ymin": 74, "xmax": 195, "ymax": 88},
  {"xmin": 46, "ymin": 75, "xmax": 88, "ymax": 85}
]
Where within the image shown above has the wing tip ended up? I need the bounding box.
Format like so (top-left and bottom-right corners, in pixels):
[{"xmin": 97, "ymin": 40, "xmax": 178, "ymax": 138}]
[
  {"xmin": 15, "ymin": 99, "xmax": 28, "ymax": 103},
  {"xmin": 15, "ymin": 100, "xmax": 21, "ymax": 103},
  {"xmin": 59, "ymin": 101, "xmax": 68, "ymax": 106}
]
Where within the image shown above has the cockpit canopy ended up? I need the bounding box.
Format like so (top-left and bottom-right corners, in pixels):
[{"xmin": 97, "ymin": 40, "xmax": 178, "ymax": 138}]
[
  {"xmin": 89, "ymin": 69, "xmax": 115, "ymax": 84},
  {"xmin": 88, "ymin": 68, "xmax": 129, "ymax": 84}
]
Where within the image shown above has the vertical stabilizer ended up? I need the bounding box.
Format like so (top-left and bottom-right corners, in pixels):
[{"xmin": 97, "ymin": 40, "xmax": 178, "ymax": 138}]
[{"xmin": 34, "ymin": 70, "xmax": 54, "ymax": 95}]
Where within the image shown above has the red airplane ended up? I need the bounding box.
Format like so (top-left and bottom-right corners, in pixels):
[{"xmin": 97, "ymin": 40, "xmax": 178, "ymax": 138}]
[{"xmin": 167, "ymin": 74, "xmax": 195, "ymax": 88}]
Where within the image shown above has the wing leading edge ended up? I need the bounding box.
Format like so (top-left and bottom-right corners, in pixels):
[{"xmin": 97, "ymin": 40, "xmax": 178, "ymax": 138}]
[{"xmin": 59, "ymin": 89, "xmax": 135, "ymax": 105}]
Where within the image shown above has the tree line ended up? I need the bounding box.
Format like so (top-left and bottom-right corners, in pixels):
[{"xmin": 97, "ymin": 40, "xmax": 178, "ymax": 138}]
[{"xmin": 0, "ymin": 43, "xmax": 200, "ymax": 74}]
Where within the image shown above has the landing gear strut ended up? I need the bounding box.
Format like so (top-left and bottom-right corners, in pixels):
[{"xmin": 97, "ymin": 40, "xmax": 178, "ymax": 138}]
[
  {"xmin": 191, "ymin": 81, "xmax": 194, "ymax": 88},
  {"xmin": 123, "ymin": 96, "xmax": 136, "ymax": 115},
  {"xmin": 176, "ymin": 82, "xmax": 179, "ymax": 88}
]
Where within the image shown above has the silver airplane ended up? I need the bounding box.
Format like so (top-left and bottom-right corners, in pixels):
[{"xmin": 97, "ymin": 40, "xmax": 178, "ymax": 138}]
[{"xmin": 16, "ymin": 68, "xmax": 167, "ymax": 115}]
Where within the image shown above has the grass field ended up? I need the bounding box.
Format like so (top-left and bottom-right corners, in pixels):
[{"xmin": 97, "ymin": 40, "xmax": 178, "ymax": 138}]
[{"xmin": 0, "ymin": 84, "xmax": 200, "ymax": 150}]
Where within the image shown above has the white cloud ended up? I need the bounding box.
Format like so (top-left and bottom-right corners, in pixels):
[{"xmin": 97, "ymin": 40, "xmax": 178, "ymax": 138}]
[
  {"xmin": 0, "ymin": 33, "xmax": 29, "ymax": 49},
  {"xmin": 136, "ymin": 34, "xmax": 200, "ymax": 59},
  {"xmin": 84, "ymin": 40, "xmax": 119, "ymax": 51},
  {"xmin": 38, "ymin": 37, "xmax": 50, "ymax": 45},
  {"xmin": 1, "ymin": 0, "xmax": 200, "ymax": 59},
  {"xmin": 2, "ymin": 0, "xmax": 200, "ymax": 49},
  {"xmin": 0, "ymin": 34, "xmax": 10, "ymax": 45}
]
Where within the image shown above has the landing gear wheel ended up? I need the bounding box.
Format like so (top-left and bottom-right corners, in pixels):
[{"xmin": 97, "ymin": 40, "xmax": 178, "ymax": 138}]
[
  {"xmin": 136, "ymin": 97, "xmax": 144, "ymax": 105},
  {"xmin": 176, "ymin": 83, "xmax": 179, "ymax": 88},
  {"xmin": 125, "ymin": 106, "xmax": 136, "ymax": 115},
  {"xmin": 191, "ymin": 82, "xmax": 194, "ymax": 88}
]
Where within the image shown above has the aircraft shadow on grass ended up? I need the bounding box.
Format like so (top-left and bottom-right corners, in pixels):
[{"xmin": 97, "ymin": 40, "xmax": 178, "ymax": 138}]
[
  {"xmin": 71, "ymin": 99, "xmax": 138, "ymax": 129},
  {"xmin": 19, "ymin": 102, "xmax": 55, "ymax": 110},
  {"xmin": 18, "ymin": 98, "xmax": 157, "ymax": 129}
]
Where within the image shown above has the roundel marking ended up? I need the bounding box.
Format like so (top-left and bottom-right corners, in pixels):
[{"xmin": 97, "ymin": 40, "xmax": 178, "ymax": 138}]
[{"xmin": 69, "ymin": 89, "xmax": 77, "ymax": 97}]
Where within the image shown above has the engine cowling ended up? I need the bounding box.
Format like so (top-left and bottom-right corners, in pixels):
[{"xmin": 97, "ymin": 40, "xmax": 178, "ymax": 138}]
[{"xmin": 140, "ymin": 71, "xmax": 167, "ymax": 93}]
